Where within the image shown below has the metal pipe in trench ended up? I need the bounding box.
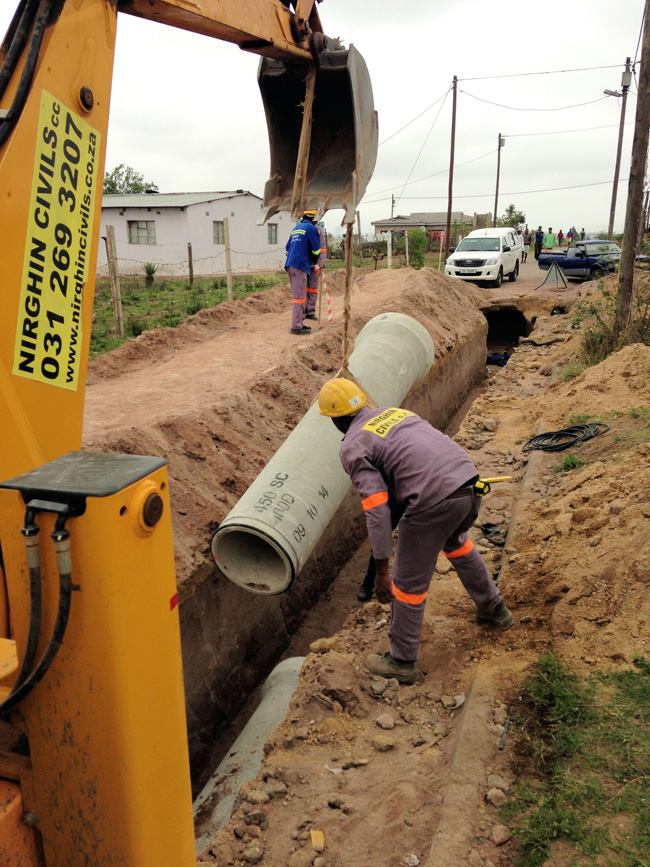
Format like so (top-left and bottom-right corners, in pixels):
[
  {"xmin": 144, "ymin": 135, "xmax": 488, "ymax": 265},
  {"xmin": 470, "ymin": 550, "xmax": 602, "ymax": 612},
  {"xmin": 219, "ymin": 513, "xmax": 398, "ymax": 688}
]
[{"xmin": 211, "ymin": 312, "xmax": 435, "ymax": 594}]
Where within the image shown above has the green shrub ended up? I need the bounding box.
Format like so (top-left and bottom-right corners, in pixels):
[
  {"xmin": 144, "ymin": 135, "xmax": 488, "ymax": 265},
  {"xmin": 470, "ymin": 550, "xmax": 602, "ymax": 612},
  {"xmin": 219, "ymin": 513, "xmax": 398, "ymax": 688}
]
[
  {"xmin": 125, "ymin": 316, "xmax": 147, "ymax": 337},
  {"xmin": 554, "ymin": 453, "xmax": 585, "ymax": 473},
  {"xmin": 407, "ymin": 229, "xmax": 427, "ymax": 269},
  {"xmin": 572, "ymin": 279, "xmax": 650, "ymax": 367}
]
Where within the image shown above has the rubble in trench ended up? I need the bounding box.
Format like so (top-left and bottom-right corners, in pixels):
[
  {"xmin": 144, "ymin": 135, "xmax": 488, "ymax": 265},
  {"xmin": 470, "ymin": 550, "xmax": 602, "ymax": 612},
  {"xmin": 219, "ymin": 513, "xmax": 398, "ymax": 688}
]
[{"xmin": 197, "ymin": 300, "xmax": 650, "ymax": 867}]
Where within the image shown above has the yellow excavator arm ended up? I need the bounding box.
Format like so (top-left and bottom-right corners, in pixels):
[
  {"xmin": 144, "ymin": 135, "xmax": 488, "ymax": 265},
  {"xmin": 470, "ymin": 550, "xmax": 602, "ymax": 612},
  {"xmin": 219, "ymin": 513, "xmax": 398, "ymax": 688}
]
[{"xmin": 0, "ymin": 2, "xmax": 376, "ymax": 865}]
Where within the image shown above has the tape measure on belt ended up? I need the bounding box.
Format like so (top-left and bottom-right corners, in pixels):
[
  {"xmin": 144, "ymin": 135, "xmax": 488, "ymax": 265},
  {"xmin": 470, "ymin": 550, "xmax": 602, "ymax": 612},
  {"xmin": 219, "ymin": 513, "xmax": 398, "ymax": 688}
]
[{"xmin": 474, "ymin": 476, "xmax": 512, "ymax": 497}]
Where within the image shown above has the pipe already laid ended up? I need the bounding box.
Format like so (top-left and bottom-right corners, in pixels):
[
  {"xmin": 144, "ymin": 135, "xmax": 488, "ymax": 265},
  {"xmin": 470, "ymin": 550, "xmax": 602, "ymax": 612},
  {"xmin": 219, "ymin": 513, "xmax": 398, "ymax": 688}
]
[
  {"xmin": 193, "ymin": 656, "xmax": 305, "ymax": 854},
  {"xmin": 211, "ymin": 312, "xmax": 435, "ymax": 594}
]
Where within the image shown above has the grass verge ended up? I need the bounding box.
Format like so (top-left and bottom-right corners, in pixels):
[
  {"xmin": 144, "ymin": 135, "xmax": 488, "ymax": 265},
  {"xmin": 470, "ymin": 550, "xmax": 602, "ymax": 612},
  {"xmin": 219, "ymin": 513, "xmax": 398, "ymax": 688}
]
[
  {"xmin": 502, "ymin": 653, "xmax": 650, "ymax": 867},
  {"xmin": 90, "ymin": 272, "xmax": 287, "ymax": 357}
]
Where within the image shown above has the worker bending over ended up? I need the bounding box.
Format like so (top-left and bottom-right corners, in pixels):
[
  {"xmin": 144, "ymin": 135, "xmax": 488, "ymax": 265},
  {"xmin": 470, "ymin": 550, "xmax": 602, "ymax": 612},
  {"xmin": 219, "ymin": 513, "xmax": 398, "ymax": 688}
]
[
  {"xmin": 318, "ymin": 378, "xmax": 514, "ymax": 684},
  {"xmin": 284, "ymin": 209, "xmax": 322, "ymax": 335}
]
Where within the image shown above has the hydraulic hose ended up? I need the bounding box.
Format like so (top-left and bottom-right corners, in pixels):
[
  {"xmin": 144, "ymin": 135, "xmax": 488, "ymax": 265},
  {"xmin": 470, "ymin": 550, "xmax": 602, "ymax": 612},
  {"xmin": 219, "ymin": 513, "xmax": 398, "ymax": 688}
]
[
  {"xmin": 0, "ymin": 518, "xmax": 72, "ymax": 718},
  {"xmin": 13, "ymin": 511, "xmax": 43, "ymax": 691},
  {"xmin": 0, "ymin": 0, "xmax": 40, "ymax": 102},
  {"xmin": 0, "ymin": 0, "xmax": 54, "ymax": 149}
]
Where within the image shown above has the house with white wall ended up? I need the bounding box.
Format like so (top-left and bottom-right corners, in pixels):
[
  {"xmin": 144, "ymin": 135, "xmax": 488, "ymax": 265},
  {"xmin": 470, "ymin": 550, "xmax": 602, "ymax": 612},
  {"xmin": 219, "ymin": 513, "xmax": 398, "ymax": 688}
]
[{"xmin": 96, "ymin": 191, "xmax": 293, "ymax": 277}]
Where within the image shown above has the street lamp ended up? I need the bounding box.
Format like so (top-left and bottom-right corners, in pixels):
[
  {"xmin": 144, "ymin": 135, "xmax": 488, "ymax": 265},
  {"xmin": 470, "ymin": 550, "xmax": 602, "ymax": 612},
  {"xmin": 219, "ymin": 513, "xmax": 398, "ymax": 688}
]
[{"xmin": 606, "ymin": 58, "xmax": 633, "ymax": 239}]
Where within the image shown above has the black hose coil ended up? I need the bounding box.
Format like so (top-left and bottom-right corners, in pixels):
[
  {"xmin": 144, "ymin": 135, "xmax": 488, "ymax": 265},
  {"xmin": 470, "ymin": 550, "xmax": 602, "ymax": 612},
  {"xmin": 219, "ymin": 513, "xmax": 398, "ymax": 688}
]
[{"xmin": 522, "ymin": 423, "xmax": 610, "ymax": 453}]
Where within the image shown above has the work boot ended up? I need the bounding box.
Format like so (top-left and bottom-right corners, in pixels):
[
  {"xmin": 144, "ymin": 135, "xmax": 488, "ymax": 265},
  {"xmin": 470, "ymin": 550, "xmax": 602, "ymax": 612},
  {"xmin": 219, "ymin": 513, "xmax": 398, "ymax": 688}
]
[
  {"xmin": 365, "ymin": 652, "xmax": 419, "ymax": 684},
  {"xmin": 290, "ymin": 326, "xmax": 311, "ymax": 335},
  {"xmin": 474, "ymin": 601, "xmax": 514, "ymax": 627},
  {"xmin": 357, "ymin": 584, "xmax": 372, "ymax": 602},
  {"xmin": 304, "ymin": 313, "xmax": 318, "ymax": 321}
]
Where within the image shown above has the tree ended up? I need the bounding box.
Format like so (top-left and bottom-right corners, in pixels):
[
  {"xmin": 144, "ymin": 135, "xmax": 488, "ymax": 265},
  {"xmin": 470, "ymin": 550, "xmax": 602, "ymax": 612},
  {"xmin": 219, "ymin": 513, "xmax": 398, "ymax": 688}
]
[
  {"xmin": 103, "ymin": 164, "xmax": 159, "ymax": 195},
  {"xmin": 497, "ymin": 204, "xmax": 526, "ymax": 231}
]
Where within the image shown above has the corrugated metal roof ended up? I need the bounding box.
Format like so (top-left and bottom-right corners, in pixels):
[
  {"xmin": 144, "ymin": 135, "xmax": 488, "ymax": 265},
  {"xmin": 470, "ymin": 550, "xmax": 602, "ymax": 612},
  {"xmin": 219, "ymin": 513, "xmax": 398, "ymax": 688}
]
[
  {"xmin": 372, "ymin": 211, "xmax": 473, "ymax": 227},
  {"xmin": 101, "ymin": 191, "xmax": 259, "ymax": 209}
]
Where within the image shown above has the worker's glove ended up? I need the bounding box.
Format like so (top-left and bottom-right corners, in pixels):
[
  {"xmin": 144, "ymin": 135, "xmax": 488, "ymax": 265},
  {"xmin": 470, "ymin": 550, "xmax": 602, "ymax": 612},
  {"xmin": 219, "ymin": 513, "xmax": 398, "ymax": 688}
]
[{"xmin": 314, "ymin": 265, "xmax": 321, "ymax": 273}]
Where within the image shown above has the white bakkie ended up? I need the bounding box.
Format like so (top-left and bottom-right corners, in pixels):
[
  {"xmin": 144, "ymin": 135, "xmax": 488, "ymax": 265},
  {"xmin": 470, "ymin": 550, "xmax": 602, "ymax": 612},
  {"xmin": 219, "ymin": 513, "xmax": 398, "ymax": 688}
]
[{"xmin": 445, "ymin": 227, "xmax": 521, "ymax": 288}]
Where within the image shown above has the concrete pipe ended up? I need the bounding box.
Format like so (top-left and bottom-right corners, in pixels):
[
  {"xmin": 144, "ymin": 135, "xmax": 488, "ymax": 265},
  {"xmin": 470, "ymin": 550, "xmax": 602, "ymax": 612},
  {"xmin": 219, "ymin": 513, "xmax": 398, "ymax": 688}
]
[
  {"xmin": 193, "ymin": 656, "xmax": 305, "ymax": 853},
  {"xmin": 211, "ymin": 312, "xmax": 435, "ymax": 594}
]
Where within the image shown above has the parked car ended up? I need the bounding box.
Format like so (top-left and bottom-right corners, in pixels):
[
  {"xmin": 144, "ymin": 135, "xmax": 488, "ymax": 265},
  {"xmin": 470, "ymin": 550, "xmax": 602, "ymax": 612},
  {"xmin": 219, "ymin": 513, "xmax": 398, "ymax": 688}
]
[
  {"xmin": 445, "ymin": 228, "xmax": 521, "ymax": 288},
  {"xmin": 537, "ymin": 240, "xmax": 647, "ymax": 281}
]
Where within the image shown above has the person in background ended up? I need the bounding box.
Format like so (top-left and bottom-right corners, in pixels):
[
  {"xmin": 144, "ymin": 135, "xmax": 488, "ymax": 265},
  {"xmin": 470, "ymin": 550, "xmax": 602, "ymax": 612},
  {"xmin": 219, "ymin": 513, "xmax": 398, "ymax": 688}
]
[
  {"xmin": 567, "ymin": 228, "xmax": 573, "ymax": 245},
  {"xmin": 580, "ymin": 228, "xmax": 586, "ymax": 240},
  {"xmin": 557, "ymin": 229, "xmax": 564, "ymax": 247},
  {"xmin": 543, "ymin": 227, "xmax": 556, "ymax": 251},
  {"xmin": 318, "ymin": 378, "xmax": 514, "ymax": 684},
  {"xmin": 284, "ymin": 209, "xmax": 321, "ymax": 335},
  {"xmin": 534, "ymin": 225, "xmax": 544, "ymax": 260},
  {"xmin": 522, "ymin": 226, "xmax": 531, "ymax": 263},
  {"xmin": 305, "ymin": 221, "xmax": 327, "ymax": 321},
  {"xmin": 517, "ymin": 230, "xmax": 526, "ymax": 263}
]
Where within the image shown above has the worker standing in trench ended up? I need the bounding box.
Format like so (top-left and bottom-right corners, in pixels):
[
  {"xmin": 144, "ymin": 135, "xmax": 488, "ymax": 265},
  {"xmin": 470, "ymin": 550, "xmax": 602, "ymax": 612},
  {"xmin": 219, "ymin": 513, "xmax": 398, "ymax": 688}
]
[
  {"xmin": 284, "ymin": 209, "xmax": 322, "ymax": 334},
  {"xmin": 318, "ymin": 378, "xmax": 514, "ymax": 684}
]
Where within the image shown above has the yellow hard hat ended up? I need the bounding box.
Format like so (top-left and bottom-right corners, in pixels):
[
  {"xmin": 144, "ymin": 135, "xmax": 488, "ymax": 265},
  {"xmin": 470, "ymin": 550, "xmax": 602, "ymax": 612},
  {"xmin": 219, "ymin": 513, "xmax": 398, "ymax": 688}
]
[
  {"xmin": 318, "ymin": 378, "xmax": 367, "ymax": 417},
  {"xmin": 304, "ymin": 209, "xmax": 317, "ymax": 218}
]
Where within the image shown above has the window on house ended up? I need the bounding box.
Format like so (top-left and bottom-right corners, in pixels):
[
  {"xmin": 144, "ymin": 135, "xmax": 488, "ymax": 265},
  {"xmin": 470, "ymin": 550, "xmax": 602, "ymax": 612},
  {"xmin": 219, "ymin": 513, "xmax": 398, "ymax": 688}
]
[
  {"xmin": 268, "ymin": 223, "xmax": 278, "ymax": 245},
  {"xmin": 213, "ymin": 221, "xmax": 225, "ymax": 245},
  {"xmin": 127, "ymin": 220, "xmax": 156, "ymax": 245}
]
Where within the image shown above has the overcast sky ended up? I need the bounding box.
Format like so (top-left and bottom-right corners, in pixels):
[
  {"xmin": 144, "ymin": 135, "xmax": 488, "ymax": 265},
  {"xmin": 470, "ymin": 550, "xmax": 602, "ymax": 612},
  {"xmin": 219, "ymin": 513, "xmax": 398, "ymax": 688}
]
[{"xmin": 1, "ymin": 0, "xmax": 646, "ymax": 240}]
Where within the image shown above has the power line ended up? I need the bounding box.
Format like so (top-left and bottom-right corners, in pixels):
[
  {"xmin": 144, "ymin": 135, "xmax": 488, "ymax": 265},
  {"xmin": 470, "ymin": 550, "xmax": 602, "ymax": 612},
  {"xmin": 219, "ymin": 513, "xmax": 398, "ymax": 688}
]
[
  {"xmin": 460, "ymin": 63, "xmax": 625, "ymax": 82},
  {"xmin": 506, "ymin": 121, "xmax": 634, "ymax": 138},
  {"xmin": 362, "ymin": 178, "xmax": 629, "ymax": 205},
  {"xmin": 634, "ymin": 9, "xmax": 645, "ymax": 67},
  {"xmin": 459, "ymin": 89, "xmax": 610, "ymax": 112},
  {"xmin": 367, "ymin": 148, "xmax": 496, "ymax": 197},
  {"xmin": 395, "ymin": 87, "xmax": 451, "ymax": 207},
  {"xmin": 378, "ymin": 88, "xmax": 450, "ymax": 146},
  {"xmin": 377, "ymin": 65, "xmax": 635, "ymax": 147}
]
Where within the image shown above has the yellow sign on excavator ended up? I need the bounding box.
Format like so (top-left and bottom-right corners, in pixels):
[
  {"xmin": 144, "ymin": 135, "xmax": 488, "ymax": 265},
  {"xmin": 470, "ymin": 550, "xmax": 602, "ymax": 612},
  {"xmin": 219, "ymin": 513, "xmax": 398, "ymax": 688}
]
[{"xmin": 12, "ymin": 91, "xmax": 100, "ymax": 391}]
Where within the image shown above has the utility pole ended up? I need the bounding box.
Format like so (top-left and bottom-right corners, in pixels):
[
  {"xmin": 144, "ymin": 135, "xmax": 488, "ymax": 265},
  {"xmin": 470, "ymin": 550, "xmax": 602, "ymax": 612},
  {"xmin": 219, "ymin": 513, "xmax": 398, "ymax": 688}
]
[
  {"xmin": 607, "ymin": 57, "xmax": 632, "ymax": 240},
  {"xmin": 391, "ymin": 194, "xmax": 395, "ymax": 218},
  {"xmin": 618, "ymin": 0, "xmax": 650, "ymax": 324},
  {"xmin": 104, "ymin": 226, "xmax": 124, "ymax": 337},
  {"xmin": 493, "ymin": 134, "xmax": 505, "ymax": 227},
  {"xmin": 444, "ymin": 75, "xmax": 457, "ymax": 261}
]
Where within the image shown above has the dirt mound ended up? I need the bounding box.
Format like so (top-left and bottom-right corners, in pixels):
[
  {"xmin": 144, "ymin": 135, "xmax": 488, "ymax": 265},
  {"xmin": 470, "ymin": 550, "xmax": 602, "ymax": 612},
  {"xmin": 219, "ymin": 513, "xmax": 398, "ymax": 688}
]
[{"xmin": 87, "ymin": 284, "xmax": 290, "ymax": 382}]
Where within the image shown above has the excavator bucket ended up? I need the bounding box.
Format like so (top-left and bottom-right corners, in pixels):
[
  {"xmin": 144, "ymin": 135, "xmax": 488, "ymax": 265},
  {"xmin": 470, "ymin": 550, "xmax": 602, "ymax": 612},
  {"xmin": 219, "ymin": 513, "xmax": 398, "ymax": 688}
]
[{"xmin": 258, "ymin": 41, "xmax": 378, "ymax": 224}]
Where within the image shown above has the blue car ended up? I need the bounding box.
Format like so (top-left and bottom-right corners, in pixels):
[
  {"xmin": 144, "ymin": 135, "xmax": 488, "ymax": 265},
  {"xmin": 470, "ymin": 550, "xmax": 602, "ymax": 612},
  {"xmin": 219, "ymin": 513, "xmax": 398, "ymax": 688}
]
[{"xmin": 538, "ymin": 240, "xmax": 648, "ymax": 281}]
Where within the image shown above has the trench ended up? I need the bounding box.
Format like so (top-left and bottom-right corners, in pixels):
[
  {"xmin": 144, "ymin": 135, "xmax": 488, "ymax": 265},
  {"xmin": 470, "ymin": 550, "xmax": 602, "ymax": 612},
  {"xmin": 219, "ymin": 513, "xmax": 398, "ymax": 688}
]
[{"xmin": 191, "ymin": 303, "xmax": 533, "ymax": 838}]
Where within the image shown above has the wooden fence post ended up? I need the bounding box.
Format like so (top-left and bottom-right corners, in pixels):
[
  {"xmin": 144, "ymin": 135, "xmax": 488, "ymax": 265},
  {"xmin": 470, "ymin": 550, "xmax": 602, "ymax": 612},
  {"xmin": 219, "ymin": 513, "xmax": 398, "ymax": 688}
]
[
  {"xmin": 224, "ymin": 217, "xmax": 233, "ymax": 302},
  {"xmin": 188, "ymin": 242, "xmax": 194, "ymax": 286},
  {"xmin": 104, "ymin": 225, "xmax": 124, "ymax": 336}
]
